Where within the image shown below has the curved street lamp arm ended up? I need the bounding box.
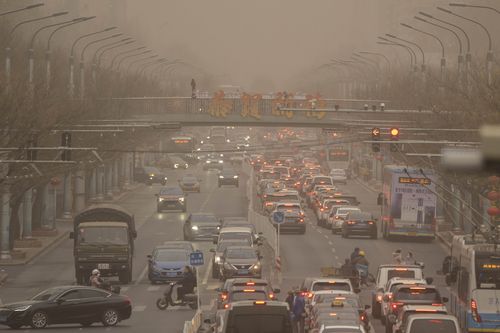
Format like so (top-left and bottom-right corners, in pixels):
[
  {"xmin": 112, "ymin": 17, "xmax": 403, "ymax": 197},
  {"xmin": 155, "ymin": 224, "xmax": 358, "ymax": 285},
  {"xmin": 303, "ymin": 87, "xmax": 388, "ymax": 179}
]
[
  {"xmin": 386, "ymin": 34, "xmax": 425, "ymax": 64},
  {"xmin": 81, "ymin": 34, "xmax": 122, "ymax": 61},
  {"xmin": 415, "ymin": 16, "xmax": 462, "ymax": 54},
  {"xmin": 377, "ymin": 41, "xmax": 415, "ymax": 69},
  {"xmin": 401, "ymin": 23, "xmax": 445, "ymax": 58},
  {"xmin": 47, "ymin": 17, "xmax": 95, "ymax": 51}
]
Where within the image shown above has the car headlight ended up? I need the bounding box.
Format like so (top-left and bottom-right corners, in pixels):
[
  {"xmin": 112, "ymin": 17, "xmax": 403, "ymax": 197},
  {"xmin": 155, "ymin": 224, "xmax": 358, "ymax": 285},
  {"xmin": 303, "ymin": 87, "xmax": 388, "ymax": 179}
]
[
  {"xmin": 149, "ymin": 174, "xmax": 155, "ymax": 177},
  {"xmin": 219, "ymin": 176, "xmax": 224, "ymax": 179},
  {"xmin": 13, "ymin": 305, "xmax": 32, "ymax": 312},
  {"xmin": 251, "ymin": 263, "xmax": 261, "ymax": 271},
  {"xmin": 185, "ymin": 164, "xmax": 189, "ymax": 168},
  {"xmin": 174, "ymin": 164, "xmax": 179, "ymax": 168},
  {"xmin": 206, "ymin": 160, "xmax": 211, "ymax": 164},
  {"xmin": 164, "ymin": 176, "xmax": 168, "ymax": 180},
  {"xmin": 233, "ymin": 175, "xmax": 238, "ymax": 179},
  {"xmin": 158, "ymin": 197, "xmax": 165, "ymax": 202},
  {"xmin": 218, "ymin": 160, "xmax": 223, "ymax": 163},
  {"xmin": 215, "ymin": 256, "xmax": 221, "ymax": 263},
  {"xmin": 191, "ymin": 225, "xmax": 199, "ymax": 230},
  {"xmin": 179, "ymin": 197, "xmax": 185, "ymax": 202}
]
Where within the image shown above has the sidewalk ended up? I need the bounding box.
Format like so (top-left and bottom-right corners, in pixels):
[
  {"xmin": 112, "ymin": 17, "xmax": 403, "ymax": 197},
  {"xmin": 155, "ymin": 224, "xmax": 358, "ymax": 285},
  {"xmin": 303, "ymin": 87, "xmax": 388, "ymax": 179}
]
[
  {"xmin": 0, "ymin": 183, "xmax": 143, "ymax": 282},
  {"xmin": 353, "ymin": 175, "xmax": 456, "ymax": 249}
]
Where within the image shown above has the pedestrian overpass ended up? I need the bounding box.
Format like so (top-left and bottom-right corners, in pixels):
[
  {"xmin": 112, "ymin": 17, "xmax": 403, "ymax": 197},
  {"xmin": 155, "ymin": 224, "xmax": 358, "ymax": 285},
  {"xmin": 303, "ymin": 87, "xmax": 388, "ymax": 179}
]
[{"xmin": 99, "ymin": 96, "xmax": 438, "ymax": 128}]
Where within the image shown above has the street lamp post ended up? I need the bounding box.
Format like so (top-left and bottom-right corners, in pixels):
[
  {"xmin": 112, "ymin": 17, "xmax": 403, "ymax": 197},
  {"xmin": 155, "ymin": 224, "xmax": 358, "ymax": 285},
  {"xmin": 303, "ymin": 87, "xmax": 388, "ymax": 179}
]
[
  {"xmin": 69, "ymin": 27, "xmax": 117, "ymax": 98},
  {"xmin": 0, "ymin": 3, "xmax": 43, "ymax": 17},
  {"xmin": 79, "ymin": 34, "xmax": 123, "ymax": 99},
  {"xmin": 419, "ymin": 11, "xmax": 471, "ymax": 89},
  {"xmin": 359, "ymin": 51, "xmax": 391, "ymax": 71},
  {"xmin": 45, "ymin": 17, "xmax": 95, "ymax": 91},
  {"xmin": 415, "ymin": 16, "xmax": 463, "ymax": 80},
  {"xmin": 401, "ymin": 23, "xmax": 446, "ymax": 82},
  {"xmin": 377, "ymin": 37, "xmax": 417, "ymax": 72},
  {"xmin": 437, "ymin": 6, "xmax": 494, "ymax": 85},
  {"xmin": 28, "ymin": 18, "xmax": 82, "ymax": 96},
  {"xmin": 116, "ymin": 50, "xmax": 153, "ymax": 71},
  {"xmin": 5, "ymin": 11, "xmax": 68, "ymax": 93},
  {"xmin": 386, "ymin": 34, "xmax": 426, "ymax": 83},
  {"xmin": 92, "ymin": 39, "xmax": 134, "ymax": 82}
]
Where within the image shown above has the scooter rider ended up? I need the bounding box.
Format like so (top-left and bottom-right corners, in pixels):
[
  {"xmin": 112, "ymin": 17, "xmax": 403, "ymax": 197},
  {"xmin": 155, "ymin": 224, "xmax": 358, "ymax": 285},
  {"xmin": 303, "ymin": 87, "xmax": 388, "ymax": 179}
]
[
  {"xmin": 89, "ymin": 269, "xmax": 103, "ymax": 288},
  {"xmin": 177, "ymin": 266, "xmax": 196, "ymax": 301}
]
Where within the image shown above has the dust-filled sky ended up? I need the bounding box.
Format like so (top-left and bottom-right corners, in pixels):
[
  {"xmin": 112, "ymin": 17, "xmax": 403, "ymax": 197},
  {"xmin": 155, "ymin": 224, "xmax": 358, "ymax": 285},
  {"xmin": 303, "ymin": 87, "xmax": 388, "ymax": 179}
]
[{"xmin": 39, "ymin": 0, "xmax": 497, "ymax": 92}]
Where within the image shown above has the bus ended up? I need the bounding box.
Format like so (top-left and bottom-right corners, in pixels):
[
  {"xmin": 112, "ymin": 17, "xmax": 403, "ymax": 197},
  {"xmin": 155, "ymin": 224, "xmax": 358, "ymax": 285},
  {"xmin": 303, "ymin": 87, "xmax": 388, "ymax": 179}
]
[
  {"xmin": 209, "ymin": 126, "xmax": 228, "ymax": 146},
  {"xmin": 327, "ymin": 143, "xmax": 350, "ymax": 170},
  {"xmin": 169, "ymin": 136, "xmax": 195, "ymax": 153},
  {"xmin": 381, "ymin": 165, "xmax": 437, "ymax": 240},
  {"xmin": 446, "ymin": 234, "xmax": 500, "ymax": 333}
]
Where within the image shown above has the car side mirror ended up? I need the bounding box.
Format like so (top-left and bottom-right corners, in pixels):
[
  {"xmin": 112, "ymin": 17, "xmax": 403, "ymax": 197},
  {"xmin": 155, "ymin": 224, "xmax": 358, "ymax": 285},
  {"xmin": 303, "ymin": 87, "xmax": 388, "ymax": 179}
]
[
  {"xmin": 147, "ymin": 255, "xmax": 152, "ymax": 259},
  {"xmin": 154, "ymin": 194, "xmax": 158, "ymax": 197},
  {"xmin": 258, "ymin": 255, "xmax": 263, "ymax": 260},
  {"xmin": 354, "ymin": 288, "xmax": 361, "ymax": 294},
  {"xmin": 56, "ymin": 298, "xmax": 65, "ymax": 305},
  {"xmin": 69, "ymin": 231, "xmax": 74, "ymax": 239},
  {"xmin": 215, "ymin": 287, "xmax": 221, "ymax": 292},
  {"xmin": 442, "ymin": 297, "xmax": 449, "ymax": 303},
  {"xmin": 273, "ymin": 288, "xmax": 281, "ymax": 294},
  {"xmin": 425, "ymin": 277, "xmax": 434, "ymax": 285},
  {"xmin": 209, "ymin": 249, "xmax": 215, "ymax": 253},
  {"xmin": 364, "ymin": 305, "xmax": 371, "ymax": 310}
]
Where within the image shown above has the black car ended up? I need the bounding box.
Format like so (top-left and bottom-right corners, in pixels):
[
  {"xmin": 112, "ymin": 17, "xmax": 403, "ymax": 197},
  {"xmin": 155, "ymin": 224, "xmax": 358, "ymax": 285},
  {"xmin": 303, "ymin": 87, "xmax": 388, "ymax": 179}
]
[
  {"xmin": 218, "ymin": 169, "xmax": 239, "ymax": 187},
  {"xmin": 183, "ymin": 213, "xmax": 222, "ymax": 241},
  {"xmin": 156, "ymin": 186, "xmax": 186, "ymax": 212},
  {"xmin": 136, "ymin": 166, "xmax": 167, "ymax": 185},
  {"xmin": 0, "ymin": 286, "xmax": 131, "ymax": 329},
  {"xmin": 203, "ymin": 154, "xmax": 224, "ymax": 171},
  {"xmin": 341, "ymin": 211, "xmax": 377, "ymax": 239}
]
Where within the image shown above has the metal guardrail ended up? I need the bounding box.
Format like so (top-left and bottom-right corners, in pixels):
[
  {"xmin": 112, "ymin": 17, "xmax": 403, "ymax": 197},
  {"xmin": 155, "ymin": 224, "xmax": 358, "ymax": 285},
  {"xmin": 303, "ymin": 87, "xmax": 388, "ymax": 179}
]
[{"xmin": 182, "ymin": 310, "xmax": 202, "ymax": 333}]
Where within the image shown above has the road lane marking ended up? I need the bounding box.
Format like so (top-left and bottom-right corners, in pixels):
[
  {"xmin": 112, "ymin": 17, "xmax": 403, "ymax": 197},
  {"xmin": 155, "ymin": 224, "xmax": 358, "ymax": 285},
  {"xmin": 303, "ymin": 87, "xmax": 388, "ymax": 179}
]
[
  {"xmin": 323, "ymin": 235, "xmax": 329, "ymax": 239},
  {"xmin": 133, "ymin": 305, "xmax": 146, "ymax": 312},
  {"xmin": 328, "ymin": 241, "xmax": 333, "ymax": 245},
  {"xmin": 331, "ymin": 248, "xmax": 336, "ymax": 253},
  {"xmin": 135, "ymin": 264, "xmax": 148, "ymax": 286},
  {"xmin": 335, "ymin": 256, "xmax": 339, "ymax": 260},
  {"xmin": 202, "ymin": 258, "xmax": 213, "ymax": 285},
  {"xmin": 199, "ymin": 177, "xmax": 218, "ymax": 211},
  {"xmin": 318, "ymin": 230, "xmax": 323, "ymax": 234},
  {"xmin": 147, "ymin": 286, "xmax": 161, "ymax": 292}
]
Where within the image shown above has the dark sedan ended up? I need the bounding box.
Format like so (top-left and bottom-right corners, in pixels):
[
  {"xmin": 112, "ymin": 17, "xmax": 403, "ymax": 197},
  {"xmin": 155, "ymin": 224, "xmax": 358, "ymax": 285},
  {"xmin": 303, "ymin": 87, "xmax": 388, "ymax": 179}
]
[
  {"xmin": 178, "ymin": 174, "xmax": 201, "ymax": 193},
  {"xmin": 341, "ymin": 211, "xmax": 378, "ymax": 239},
  {"xmin": 156, "ymin": 186, "xmax": 186, "ymax": 213},
  {"xmin": 0, "ymin": 286, "xmax": 131, "ymax": 329},
  {"xmin": 218, "ymin": 169, "xmax": 239, "ymax": 187},
  {"xmin": 183, "ymin": 213, "xmax": 222, "ymax": 241},
  {"xmin": 142, "ymin": 166, "xmax": 168, "ymax": 185}
]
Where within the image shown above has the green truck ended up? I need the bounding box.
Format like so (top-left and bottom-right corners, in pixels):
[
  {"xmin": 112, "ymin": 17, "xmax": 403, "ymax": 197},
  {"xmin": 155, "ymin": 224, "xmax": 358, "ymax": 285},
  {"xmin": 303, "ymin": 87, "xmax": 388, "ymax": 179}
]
[{"xmin": 70, "ymin": 204, "xmax": 137, "ymax": 285}]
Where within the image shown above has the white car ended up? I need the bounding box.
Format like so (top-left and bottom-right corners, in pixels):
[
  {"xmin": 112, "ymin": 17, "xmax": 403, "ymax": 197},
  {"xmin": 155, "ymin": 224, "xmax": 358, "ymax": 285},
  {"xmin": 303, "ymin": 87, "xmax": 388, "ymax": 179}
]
[
  {"xmin": 328, "ymin": 206, "xmax": 361, "ymax": 232},
  {"xmin": 389, "ymin": 304, "xmax": 448, "ymax": 333},
  {"xmin": 380, "ymin": 278, "xmax": 429, "ymax": 324},
  {"xmin": 402, "ymin": 314, "xmax": 460, "ymax": 333},
  {"xmin": 330, "ymin": 169, "xmax": 347, "ymax": 184}
]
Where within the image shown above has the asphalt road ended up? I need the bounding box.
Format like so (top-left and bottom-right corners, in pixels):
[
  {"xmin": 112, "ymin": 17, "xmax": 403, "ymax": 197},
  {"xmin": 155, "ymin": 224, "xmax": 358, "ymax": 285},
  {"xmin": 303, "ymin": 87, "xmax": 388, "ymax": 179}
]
[
  {"xmin": 0, "ymin": 164, "xmax": 450, "ymax": 333},
  {"xmin": 0, "ymin": 162, "xmax": 249, "ymax": 332}
]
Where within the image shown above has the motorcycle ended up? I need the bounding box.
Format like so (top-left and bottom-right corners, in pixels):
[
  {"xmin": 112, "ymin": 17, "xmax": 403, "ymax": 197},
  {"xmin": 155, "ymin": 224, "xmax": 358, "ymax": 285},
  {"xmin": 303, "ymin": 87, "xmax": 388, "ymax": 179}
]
[{"xmin": 156, "ymin": 282, "xmax": 198, "ymax": 310}]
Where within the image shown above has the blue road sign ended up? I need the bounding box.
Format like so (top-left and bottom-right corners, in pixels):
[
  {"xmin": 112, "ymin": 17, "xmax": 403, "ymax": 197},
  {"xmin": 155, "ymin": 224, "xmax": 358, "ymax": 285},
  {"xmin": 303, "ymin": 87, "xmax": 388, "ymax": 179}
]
[
  {"xmin": 190, "ymin": 251, "xmax": 204, "ymax": 266},
  {"xmin": 272, "ymin": 211, "xmax": 285, "ymax": 224}
]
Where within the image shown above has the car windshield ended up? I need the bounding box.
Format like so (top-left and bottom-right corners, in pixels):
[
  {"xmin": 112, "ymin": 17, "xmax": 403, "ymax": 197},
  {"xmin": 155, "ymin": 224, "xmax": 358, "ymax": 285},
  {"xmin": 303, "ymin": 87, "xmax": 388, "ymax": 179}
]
[
  {"xmin": 227, "ymin": 314, "xmax": 289, "ymax": 333},
  {"xmin": 337, "ymin": 208, "xmax": 360, "ymax": 215},
  {"xmin": 159, "ymin": 187, "xmax": 183, "ymax": 195},
  {"xmin": 315, "ymin": 296, "xmax": 360, "ymax": 308},
  {"xmin": 331, "ymin": 170, "xmax": 345, "ymax": 175},
  {"xmin": 191, "ymin": 214, "xmax": 218, "ymax": 223},
  {"xmin": 312, "ymin": 282, "xmax": 351, "ymax": 292},
  {"xmin": 155, "ymin": 249, "xmax": 188, "ymax": 262},
  {"xmin": 314, "ymin": 177, "xmax": 332, "ymax": 184},
  {"xmin": 387, "ymin": 270, "xmax": 417, "ymax": 280},
  {"xmin": 268, "ymin": 195, "xmax": 299, "ymax": 202},
  {"xmin": 276, "ymin": 205, "xmax": 300, "ymax": 213},
  {"xmin": 231, "ymin": 291, "xmax": 267, "ymax": 301},
  {"xmin": 218, "ymin": 241, "xmax": 251, "ymax": 251},
  {"xmin": 32, "ymin": 287, "xmax": 66, "ymax": 301},
  {"xmin": 144, "ymin": 167, "xmax": 160, "ymax": 174},
  {"xmin": 182, "ymin": 177, "xmax": 197, "ymax": 183},
  {"xmin": 220, "ymin": 233, "xmax": 252, "ymax": 242},
  {"xmin": 77, "ymin": 226, "xmax": 128, "ymax": 245},
  {"xmin": 395, "ymin": 287, "xmax": 440, "ymax": 301},
  {"xmin": 324, "ymin": 329, "xmax": 361, "ymax": 333},
  {"xmin": 475, "ymin": 254, "xmax": 500, "ymax": 289},
  {"xmin": 409, "ymin": 319, "xmax": 457, "ymax": 333},
  {"xmin": 226, "ymin": 248, "xmax": 257, "ymax": 259}
]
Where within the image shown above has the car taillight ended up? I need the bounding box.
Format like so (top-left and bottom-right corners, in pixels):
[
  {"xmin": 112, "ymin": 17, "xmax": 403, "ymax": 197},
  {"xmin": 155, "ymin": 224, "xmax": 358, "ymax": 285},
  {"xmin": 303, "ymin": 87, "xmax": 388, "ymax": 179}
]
[
  {"xmin": 376, "ymin": 295, "xmax": 383, "ymax": 302},
  {"xmin": 265, "ymin": 202, "xmax": 273, "ymax": 206},
  {"xmin": 307, "ymin": 292, "xmax": 313, "ymax": 298},
  {"xmin": 347, "ymin": 221, "xmax": 356, "ymax": 225},
  {"xmin": 391, "ymin": 302, "xmax": 403, "ymax": 310},
  {"xmin": 224, "ymin": 304, "xmax": 229, "ymax": 309},
  {"xmin": 471, "ymin": 299, "xmax": 481, "ymax": 322},
  {"xmin": 368, "ymin": 221, "xmax": 374, "ymax": 225},
  {"xmin": 269, "ymin": 293, "xmax": 275, "ymax": 299},
  {"xmin": 299, "ymin": 218, "xmax": 304, "ymax": 223},
  {"xmin": 320, "ymin": 208, "xmax": 324, "ymax": 212},
  {"xmin": 124, "ymin": 296, "xmax": 131, "ymax": 305},
  {"xmin": 221, "ymin": 294, "xmax": 228, "ymax": 300}
]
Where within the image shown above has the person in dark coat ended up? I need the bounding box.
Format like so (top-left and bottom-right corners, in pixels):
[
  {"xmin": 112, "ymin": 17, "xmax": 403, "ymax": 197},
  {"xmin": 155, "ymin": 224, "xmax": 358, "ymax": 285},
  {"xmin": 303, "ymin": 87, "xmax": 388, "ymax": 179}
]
[
  {"xmin": 177, "ymin": 266, "xmax": 196, "ymax": 300},
  {"xmin": 292, "ymin": 289, "xmax": 306, "ymax": 333}
]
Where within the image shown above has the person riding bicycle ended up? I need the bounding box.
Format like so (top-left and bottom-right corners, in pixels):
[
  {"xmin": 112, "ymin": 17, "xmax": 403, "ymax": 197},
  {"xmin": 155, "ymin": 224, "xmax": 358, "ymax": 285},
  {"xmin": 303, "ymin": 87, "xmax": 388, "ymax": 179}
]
[
  {"xmin": 177, "ymin": 266, "xmax": 196, "ymax": 301},
  {"xmin": 352, "ymin": 251, "xmax": 369, "ymax": 282},
  {"xmin": 89, "ymin": 269, "xmax": 103, "ymax": 288}
]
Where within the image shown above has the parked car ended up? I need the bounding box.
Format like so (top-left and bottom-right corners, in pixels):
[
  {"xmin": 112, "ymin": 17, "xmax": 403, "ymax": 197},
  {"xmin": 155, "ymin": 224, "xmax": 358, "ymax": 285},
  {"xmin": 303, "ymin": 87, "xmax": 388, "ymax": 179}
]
[
  {"xmin": 0, "ymin": 286, "xmax": 132, "ymax": 329},
  {"xmin": 147, "ymin": 246, "xmax": 192, "ymax": 283}
]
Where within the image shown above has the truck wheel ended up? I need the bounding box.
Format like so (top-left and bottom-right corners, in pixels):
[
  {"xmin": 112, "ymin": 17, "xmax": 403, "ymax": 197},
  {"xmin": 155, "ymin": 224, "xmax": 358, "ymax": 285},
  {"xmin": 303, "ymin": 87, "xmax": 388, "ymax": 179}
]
[{"xmin": 119, "ymin": 272, "xmax": 130, "ymax": 284}]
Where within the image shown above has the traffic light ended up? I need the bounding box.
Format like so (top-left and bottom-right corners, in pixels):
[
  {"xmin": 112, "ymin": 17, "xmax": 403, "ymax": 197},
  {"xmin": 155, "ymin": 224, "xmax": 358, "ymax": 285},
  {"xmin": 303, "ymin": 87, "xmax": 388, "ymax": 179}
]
[
  {"xmin": 371, "ymin": 127, "xmax": 381, "ymax": 152},
  {"xmin": 390, "ymin": 127, "xmax": 400, "ymax": 152},
  {"xmin": 61, "ymin": 132, "xmax": 72, "ymax": 161}
]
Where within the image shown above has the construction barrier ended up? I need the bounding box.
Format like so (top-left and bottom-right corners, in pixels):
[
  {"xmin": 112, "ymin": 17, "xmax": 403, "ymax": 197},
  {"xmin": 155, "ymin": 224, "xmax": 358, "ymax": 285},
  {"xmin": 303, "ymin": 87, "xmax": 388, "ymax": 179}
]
[{"xmin": 182, "ymin": 310, "xmax": 202, "ymax": 333}]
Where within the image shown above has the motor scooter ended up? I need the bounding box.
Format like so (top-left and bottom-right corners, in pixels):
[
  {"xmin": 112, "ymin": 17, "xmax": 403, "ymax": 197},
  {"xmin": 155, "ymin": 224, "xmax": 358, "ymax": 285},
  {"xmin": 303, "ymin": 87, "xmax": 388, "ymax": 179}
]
[{"xmin": 156, "ymin": 282, "xmax": 198, "ymax": 310}]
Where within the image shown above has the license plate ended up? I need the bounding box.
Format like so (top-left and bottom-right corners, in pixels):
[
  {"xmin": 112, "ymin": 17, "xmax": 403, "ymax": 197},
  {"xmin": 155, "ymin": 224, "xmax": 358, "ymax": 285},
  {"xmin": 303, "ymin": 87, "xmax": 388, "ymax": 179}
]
[
  {"xmin": 166, "ymin": 272, "xmax": 177, "ymax": 277},
  {"xmin": 408, "ymin": 232, "xmax": 417, "ymax": 236},
  {"xmin": 98, "ymin": 263, "xmax": 110, "ymax": 269},
  {"xmin": 238, "ymin": 269, "xmax": 249, "ymax": 275}
]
